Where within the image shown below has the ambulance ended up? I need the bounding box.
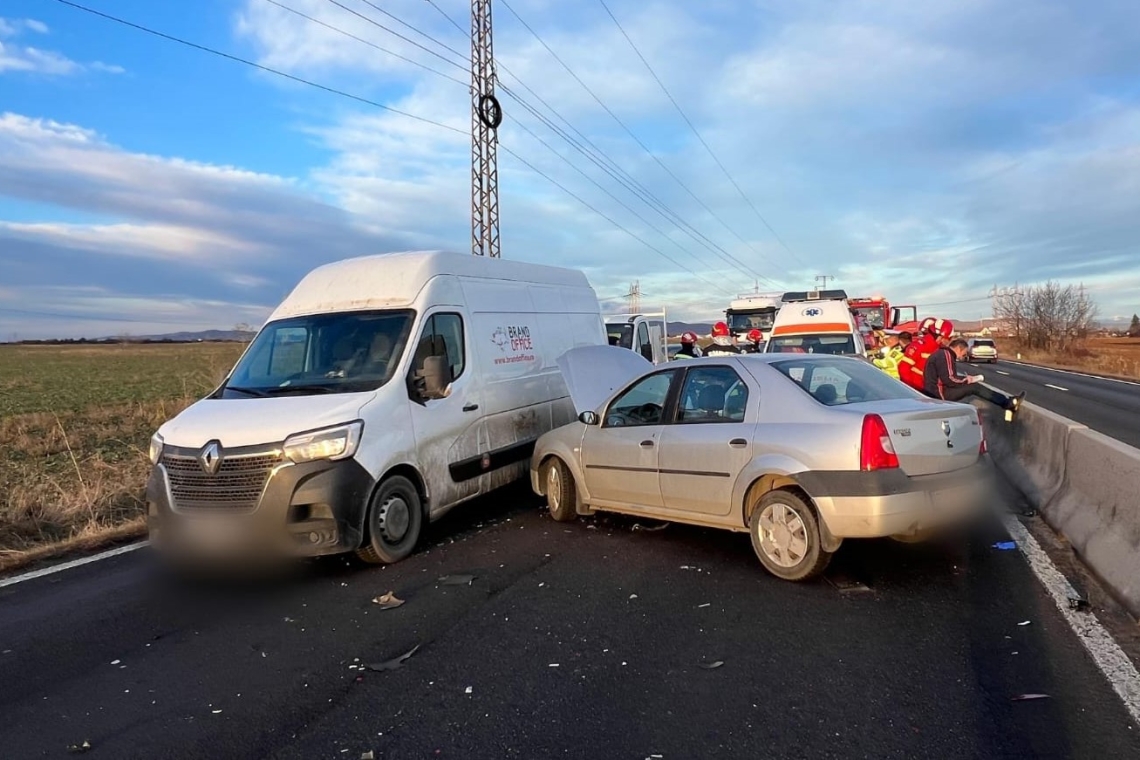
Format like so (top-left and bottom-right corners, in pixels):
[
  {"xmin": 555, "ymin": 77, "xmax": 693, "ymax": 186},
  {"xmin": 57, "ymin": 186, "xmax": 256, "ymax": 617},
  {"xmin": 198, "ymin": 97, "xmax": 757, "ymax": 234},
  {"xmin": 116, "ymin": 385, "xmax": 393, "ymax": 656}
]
[{"xmin": 763, "ymin": 289, "xmax": 868, "ymax": 357}]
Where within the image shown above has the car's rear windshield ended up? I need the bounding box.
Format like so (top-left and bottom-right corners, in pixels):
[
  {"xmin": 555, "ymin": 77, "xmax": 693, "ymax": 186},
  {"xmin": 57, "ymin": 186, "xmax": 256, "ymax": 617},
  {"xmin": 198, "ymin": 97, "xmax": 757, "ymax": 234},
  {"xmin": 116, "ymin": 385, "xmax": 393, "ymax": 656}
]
[
  {"xmin": 767, "ymin": 334, "xmax": 856, "ymax": 355},
  {"xmin": 771, "ymin": 357, "xmax": 920, "ymax": 406},
  {"xmin": 973, "ymin": 339, "xmax": 996, "ymax": 347}
]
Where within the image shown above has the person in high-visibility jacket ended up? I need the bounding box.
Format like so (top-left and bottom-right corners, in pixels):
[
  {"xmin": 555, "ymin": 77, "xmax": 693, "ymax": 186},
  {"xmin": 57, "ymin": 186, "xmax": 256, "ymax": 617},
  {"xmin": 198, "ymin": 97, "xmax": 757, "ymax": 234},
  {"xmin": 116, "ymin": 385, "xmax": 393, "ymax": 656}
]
[
  {"xmin": 871, "ymin": 331, "xmax": 904, "ymax": 380},
  {"xmin": 899, "ymin": 318, "xmax": 939, "ymax": 392}
]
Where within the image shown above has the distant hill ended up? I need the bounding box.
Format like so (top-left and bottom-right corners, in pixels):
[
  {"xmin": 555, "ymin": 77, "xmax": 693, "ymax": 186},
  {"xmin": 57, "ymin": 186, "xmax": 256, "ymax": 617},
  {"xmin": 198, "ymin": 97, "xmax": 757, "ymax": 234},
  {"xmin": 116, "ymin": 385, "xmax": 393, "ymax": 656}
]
[{"xmin": 103, "ymin": 329, "xmax": 256, "ymax": 343}]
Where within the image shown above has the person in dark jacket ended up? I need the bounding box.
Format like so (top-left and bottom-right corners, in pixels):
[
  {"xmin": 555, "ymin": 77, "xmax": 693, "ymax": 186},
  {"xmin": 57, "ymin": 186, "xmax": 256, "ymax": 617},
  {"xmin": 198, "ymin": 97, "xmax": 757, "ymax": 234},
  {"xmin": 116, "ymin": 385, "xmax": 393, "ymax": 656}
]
[{"xmin": 924, "ymin": 337, "xmax": 1025, "ymax": 421}]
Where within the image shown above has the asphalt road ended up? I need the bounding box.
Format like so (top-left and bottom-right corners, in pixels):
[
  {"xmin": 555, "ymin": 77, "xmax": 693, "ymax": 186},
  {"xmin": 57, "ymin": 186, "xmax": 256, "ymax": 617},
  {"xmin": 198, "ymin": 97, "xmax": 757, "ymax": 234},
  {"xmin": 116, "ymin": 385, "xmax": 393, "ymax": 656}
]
[
  {"xmin": 1, "ymin": 484, "xmax": 1138, "ymax": 760},
  {"xmin": 964, "ymin": 359, "xmax": 1140, "ymax": 448}
]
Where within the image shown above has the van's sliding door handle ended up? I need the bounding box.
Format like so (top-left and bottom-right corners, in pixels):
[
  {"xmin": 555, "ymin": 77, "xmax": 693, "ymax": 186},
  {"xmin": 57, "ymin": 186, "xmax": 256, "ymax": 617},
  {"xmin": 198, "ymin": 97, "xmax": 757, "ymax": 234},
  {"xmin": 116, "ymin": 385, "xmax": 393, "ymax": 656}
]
[{"xmin": 463, "ymin": 403, "xmax": 479, "ymax": 412}]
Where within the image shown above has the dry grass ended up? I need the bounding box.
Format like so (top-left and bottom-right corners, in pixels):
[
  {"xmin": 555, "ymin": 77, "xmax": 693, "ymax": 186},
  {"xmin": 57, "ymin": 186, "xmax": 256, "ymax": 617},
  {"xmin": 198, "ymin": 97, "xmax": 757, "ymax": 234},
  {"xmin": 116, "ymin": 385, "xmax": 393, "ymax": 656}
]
[
  {"xmin": 1004, "ymin": 337, "xmax": 1140, "ymax": 379},
  {"xmin": 0, "ymin": 343, "xmax": 245, "ymax": 569}
]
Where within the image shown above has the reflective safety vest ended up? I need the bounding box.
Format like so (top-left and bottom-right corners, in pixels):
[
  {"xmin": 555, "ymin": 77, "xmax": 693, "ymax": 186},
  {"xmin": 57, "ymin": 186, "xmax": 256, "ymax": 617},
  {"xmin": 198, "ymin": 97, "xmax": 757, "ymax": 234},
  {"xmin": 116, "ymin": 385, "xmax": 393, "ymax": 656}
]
[{"xmin": 872, "ymin": 345, "xmax": 904, "ymax": 380}]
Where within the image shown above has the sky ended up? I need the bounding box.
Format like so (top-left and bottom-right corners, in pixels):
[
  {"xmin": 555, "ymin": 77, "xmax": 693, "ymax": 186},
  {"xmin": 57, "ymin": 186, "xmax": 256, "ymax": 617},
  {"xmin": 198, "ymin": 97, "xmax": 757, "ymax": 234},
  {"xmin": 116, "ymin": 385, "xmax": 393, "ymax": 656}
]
[{"xmin": 2, "ymin": 0, "xmax": 1140, "ymax": 339}]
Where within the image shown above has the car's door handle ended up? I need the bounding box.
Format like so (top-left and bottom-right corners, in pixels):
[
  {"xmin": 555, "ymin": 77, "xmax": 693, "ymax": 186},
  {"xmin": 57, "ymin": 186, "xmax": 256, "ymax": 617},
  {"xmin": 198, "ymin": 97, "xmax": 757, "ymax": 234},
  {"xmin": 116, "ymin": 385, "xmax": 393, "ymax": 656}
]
[
  {"xmin": 640, "ymin": 440, "xmax": 655, "ymax": 448},
  {"xmin": 462, "ymin": 403, "xmax": 479, "ymax": 412},
  {"xmin": 729, "ymin": 438, "xmax": 748, "ymax": 447}
]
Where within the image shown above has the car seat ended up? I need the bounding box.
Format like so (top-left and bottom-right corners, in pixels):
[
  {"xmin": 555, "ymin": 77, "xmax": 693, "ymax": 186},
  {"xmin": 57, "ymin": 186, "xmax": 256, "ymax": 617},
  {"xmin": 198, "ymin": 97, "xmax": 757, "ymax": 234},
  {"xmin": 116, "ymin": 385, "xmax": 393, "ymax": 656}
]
[
  {"xmin": 814, "ymin": 383, "xmax": 838, "ymax": 405},
  {"xmin": 697, "ymin": 385, "xmax": 727, "ymax": 418}
]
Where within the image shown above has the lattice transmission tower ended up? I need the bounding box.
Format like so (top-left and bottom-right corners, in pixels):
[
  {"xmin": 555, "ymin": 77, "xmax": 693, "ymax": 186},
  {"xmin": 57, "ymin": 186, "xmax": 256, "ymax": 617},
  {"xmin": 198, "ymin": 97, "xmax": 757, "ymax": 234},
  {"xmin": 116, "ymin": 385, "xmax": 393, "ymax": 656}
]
[{"xmin": 471, "ymin": 0, "xmax": 502, "ymax": 257}]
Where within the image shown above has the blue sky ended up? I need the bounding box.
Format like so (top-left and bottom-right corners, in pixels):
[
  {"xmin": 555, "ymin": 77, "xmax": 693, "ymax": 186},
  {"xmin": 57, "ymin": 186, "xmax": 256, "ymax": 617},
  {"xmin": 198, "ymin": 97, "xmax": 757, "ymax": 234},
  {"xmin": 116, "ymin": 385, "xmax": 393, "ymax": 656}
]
[{"xmin": 3, "ymin": 0, "xmax": 1140, "ymax": 339}]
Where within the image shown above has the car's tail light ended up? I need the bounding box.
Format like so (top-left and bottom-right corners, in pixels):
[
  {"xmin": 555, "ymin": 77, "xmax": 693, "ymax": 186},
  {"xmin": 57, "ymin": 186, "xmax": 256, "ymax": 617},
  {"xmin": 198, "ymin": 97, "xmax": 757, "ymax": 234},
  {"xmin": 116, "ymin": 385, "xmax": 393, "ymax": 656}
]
[
  {"xmin": 977, "ymin": 408, "xmax": 987, "ymax": 455},
  {"xmin": 860, "ymin": 414, "xmax": 899, "ymax": 471}
]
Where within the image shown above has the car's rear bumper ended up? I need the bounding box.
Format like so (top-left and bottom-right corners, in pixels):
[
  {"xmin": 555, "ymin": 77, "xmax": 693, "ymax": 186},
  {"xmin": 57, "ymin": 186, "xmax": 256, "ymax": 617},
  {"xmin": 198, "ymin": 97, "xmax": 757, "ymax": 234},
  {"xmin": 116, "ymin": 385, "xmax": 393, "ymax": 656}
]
[{"xmin": 798, "ymin": 459, "xmax": 994, "ymax": 538}]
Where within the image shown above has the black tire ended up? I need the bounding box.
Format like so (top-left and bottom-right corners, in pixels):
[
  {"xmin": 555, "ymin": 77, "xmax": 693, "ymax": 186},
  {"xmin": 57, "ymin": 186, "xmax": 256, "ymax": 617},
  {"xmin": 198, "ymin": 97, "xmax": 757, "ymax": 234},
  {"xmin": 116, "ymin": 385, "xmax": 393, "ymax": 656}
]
[
  {"xmin": 542, "ymin": 458, "xmax": 577, "ymax": 522},
  {"xmin": 356, "ymin": 475, "xmax": 423, "ymax": 564},
  {"xmin": 749, "ymin": 490, "xmax": 832, "ymax": 581}
]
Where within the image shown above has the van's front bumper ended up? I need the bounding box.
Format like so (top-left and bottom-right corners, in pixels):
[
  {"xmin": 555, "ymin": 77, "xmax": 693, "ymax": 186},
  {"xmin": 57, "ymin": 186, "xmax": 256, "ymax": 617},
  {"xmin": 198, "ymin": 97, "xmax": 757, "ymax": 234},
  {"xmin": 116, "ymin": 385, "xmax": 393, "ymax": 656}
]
[
  {"xmin": 146, "ymin": 447, "xmax": 374, "ymax": 560},
  {"xmin": 798, "ymin": 458, "xmax": 994, "ymax": 538}
]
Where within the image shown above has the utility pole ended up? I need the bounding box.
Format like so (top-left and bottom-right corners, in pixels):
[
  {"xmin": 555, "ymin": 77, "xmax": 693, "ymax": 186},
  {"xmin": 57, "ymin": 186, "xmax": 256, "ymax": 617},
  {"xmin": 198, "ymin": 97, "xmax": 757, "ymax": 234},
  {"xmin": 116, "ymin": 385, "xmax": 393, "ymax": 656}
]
[
  {"xmin": 471, "ymin": 0, "xmax": 502, "ymax": 257},
  {"xmin": 814, "ymin": 275, "xmax": 833, "ymax": 290},
  {"xmin": 624, "ymin": 281, "xmax": 642, "ymax": 314}
]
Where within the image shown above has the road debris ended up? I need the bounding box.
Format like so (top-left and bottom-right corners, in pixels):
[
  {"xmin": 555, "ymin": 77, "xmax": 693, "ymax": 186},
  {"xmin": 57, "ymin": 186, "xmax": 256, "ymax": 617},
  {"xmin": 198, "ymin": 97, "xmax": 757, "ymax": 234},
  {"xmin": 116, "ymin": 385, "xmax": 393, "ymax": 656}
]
[
  {"xmin": 66, "ymin": 740, "xmax": 92, "ymax": 753},
  {"xmin": 1011, "ymin": 693, "xmax": 1051, "ymax": 701},
  {"xmin": 1067, "ymin": 595, "xmax": 1090, "ymax": 611},
  {"xmin": 629, "ymin": 594, "xmax": 638, "ymax": 599},
  {"xmin": 366, "ymin": 644, "xmax": 420, "ymax": 672},
  {"xmin": 212, "ymin": 709, "xmax": 223, "ymax": 714},
  {"xmin": 439, "ymin": 574, "xmax": 476, "ymax": 586},
  {"xmin": 992, "ymin": 541, "xmax": 1017, "ymax": 551},
  {"xmin": 372, "ymin": 592, "xmax": 405, "ymax": 610},
  {"xmin": 1017, "ymin": 620, "xmax": 1032, "ymax": 626},
  {"xmin": 362, "ymin": 752, "xmax": 375, "ymax": 760},
  {"xmin": 549, "ymin": 663, "xmax": 559, "ymax": 668},
  {"xmin": 631, "ymin": 522, "xmax": 668, "ymax": 532},
  {"xmin": 110, "ymin": 660, "xmax": 121, "ymax": 665},
  {"xmin": 699, "ymin": 661, "xmax": 724, "ymax": 670},
  {"xmin": 465, "ymin": 686, "xmax": 473, "ymax": 694}
]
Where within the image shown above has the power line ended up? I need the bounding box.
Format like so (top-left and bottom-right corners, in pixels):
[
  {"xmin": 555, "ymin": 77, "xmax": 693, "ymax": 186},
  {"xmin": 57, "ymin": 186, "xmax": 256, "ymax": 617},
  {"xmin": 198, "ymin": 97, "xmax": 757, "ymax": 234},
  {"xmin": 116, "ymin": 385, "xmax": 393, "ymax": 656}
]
[
  {"xmin": 55, "ymin": 0, "xmax": 467, "ymax": 136},
  {"xmin": 320, "ymin": 0, "xmax": 466, "ymax": 72},
  {"xmin": 500, "ymin": 145, "xmax": 734, "ymax": 297},
  {"xmin": 423, "ymin": 0, "xmax": 772, "ymax": 285},
  {"xmin": 54, "ymin": 0, "xmax": 733, "ymax": 296},
  {"xmin": 499, "ymin": 0, "xmax": 779, "ymax": 283},
  {"xmin": 596, "ymin": 0, "xmax": 806, "ymax": 271},
  {"xmin": 264, "ymin": 0, "xmax": 467, "ymax": 87}
]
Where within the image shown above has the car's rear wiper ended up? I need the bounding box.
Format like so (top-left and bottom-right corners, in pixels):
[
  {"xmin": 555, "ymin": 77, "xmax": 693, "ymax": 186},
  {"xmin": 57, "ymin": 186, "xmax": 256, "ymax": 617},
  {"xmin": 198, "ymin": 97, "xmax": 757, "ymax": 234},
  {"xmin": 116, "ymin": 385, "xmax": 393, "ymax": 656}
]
[
  {"xmin": 225, "ymin": 386, "xmax": 270, "ymax": 397},
  {"xmin": 264, "ymin": 384, "xmax": 336, "ymax": 395}
]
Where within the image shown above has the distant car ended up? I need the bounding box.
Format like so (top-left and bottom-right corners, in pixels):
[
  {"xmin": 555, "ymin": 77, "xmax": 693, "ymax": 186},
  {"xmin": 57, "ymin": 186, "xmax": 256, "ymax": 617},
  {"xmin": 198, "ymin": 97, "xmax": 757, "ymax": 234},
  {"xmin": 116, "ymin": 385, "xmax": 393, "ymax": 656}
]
[
  {"xmin": 967, "ymin": 338, "xmax": 998, "ymax": 363},
  {"xmin": 532, "ymin": 347, "xmax": 990, "ymax": 582}
]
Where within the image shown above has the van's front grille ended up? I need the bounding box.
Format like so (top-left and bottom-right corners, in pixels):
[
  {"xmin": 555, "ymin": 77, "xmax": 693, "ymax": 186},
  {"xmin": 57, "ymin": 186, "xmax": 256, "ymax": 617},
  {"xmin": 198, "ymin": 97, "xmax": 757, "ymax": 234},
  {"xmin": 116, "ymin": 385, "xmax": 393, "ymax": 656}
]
[{"xmin": 162, "ymin": 451, "xmax": 282, "ymax": 513}]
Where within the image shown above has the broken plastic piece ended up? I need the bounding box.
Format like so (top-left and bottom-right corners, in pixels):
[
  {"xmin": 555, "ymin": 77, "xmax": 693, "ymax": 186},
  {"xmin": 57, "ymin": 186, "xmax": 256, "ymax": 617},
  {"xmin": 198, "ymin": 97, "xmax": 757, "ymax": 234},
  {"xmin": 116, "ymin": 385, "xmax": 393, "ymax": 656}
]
[
  {"xmin": 631, "ymin": 522, "xmax": 668, "ymax": 532},
  {"xmin": 1011, "ymin": 693, "xmax": 1050, "ymax": 701},
  {"xmin": 372, "ymin": 592, "xmax": 405, "ymax": 610},
  {"xmin": 362, "ymin": 752, "xmax": 375, "ymax": 760},
  {"xmin": 366, "ymin": 644, "xmax": 420, "ymax": 672},
  {"xmin": 67, "ymin": 740, "xmax": 92, "ymax": 754},
  {"xmin": 438, "ymin": 574, "xmax": 476, "ymax": 586},
  {"xmin": 992, "ymin": 541, "xmax": 1017, "ymax": 551},
  {"xmin": 699, "ymin": 660, "xmax": 724, "ymax": 670},
  {"xmin": 1017, "ymin": 620, "xmax": 1031, "ymax": 626},
  {"xmin": 464, "ymin": 686, "xmax": 473, "ymax": 694}
]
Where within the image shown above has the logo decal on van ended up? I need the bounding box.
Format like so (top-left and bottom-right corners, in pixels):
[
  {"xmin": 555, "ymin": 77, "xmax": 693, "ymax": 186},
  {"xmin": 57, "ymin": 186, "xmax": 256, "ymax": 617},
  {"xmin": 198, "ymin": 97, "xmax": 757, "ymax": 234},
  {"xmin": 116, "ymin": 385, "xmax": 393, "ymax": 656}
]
[
  {"xmin": 801, "ymin": 307, "xmax": 822, "ymax": 317},
  {"xmin": 491, "ymin": 325, "xmax": 536, "ymax": 365}
]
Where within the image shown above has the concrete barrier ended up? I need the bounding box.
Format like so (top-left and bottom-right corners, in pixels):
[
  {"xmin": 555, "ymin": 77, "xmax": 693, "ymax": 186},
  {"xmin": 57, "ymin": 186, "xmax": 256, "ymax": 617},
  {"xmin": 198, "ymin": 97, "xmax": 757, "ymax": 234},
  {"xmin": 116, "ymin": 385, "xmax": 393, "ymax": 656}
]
[{"xmin": 977, "ymin": 391, "xmax": 1140, "ymax": 618}]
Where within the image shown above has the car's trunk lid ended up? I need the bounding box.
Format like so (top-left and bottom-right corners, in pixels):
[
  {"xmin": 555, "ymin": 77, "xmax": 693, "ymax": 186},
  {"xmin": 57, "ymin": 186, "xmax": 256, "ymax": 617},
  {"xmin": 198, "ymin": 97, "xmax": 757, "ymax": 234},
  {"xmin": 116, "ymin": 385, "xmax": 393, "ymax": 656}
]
[{"xmin": 852, "ymin": 398, "xmax": 982, "ymax": 476}]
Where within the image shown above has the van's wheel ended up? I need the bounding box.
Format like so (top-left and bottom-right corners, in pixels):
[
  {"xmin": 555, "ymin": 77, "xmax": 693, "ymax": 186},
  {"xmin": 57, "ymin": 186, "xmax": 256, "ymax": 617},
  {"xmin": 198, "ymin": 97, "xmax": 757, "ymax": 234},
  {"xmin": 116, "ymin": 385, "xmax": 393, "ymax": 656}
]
[
  {"xmin": 542, "ymin": 458, "xmax": 577, "ymax": 522},
  {"xmin": 749, "ymin": 490, "xmax": 832, "ymax": 581},
  {"xmin": 356, "ymin": 475, "xmax": 423, "ymax": 564}
]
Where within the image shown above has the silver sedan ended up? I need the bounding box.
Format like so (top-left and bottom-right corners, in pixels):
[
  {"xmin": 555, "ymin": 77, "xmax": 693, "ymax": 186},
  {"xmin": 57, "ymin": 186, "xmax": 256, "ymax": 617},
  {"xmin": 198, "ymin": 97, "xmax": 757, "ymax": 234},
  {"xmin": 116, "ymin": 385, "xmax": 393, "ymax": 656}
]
[{"xmin": 531, "ymin": 347, "xmax": 991, "ymax": 581}]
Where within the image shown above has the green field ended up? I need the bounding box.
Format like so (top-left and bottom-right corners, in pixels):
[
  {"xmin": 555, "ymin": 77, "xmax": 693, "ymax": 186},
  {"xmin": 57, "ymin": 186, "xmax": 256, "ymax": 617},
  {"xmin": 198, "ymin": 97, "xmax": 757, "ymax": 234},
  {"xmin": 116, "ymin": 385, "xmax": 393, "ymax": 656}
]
[{"xmin": 0, "ymin": 343, "xmax": 245, "ymax": 565}]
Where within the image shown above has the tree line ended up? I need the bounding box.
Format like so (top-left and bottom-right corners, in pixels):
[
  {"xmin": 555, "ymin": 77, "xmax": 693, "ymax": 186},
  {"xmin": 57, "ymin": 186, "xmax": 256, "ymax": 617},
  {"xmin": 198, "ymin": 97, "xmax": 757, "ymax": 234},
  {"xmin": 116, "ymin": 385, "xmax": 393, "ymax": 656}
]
[{"xmin": 992, "ymin": 281, "xmax": 1099, "ymax": 352}]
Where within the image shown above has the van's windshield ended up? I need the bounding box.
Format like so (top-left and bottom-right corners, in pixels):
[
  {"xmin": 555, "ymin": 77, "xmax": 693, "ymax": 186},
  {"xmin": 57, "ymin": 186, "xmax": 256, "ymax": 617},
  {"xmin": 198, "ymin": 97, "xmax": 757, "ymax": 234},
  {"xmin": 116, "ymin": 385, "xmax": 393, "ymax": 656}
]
[
  {"xmin": 767, "ymin": 334, "xmax": 857, "ymax": 355},
  {"xmin": 219, "ymin": 310, "xmax": 414, "ymax": 398},
  {"xmin": 606, "ymin": 324, "xmax": 634, "ymax": 349}
]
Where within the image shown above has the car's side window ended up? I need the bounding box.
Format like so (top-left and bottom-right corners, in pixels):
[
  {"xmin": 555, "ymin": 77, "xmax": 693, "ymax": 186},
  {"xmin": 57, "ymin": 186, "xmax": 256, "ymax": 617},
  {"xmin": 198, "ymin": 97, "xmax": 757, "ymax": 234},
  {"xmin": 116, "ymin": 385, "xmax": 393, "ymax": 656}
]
[
  {"xmin": 603, "ymin": 371, "xmax": 676, "ymax": 428},
  {"xmin": 412, "ymin": 312, "xmax": 466, "ymax": 381},
  {"xmin": 677, "ymin": 366, "xmax": 749, "ymax": 423}
]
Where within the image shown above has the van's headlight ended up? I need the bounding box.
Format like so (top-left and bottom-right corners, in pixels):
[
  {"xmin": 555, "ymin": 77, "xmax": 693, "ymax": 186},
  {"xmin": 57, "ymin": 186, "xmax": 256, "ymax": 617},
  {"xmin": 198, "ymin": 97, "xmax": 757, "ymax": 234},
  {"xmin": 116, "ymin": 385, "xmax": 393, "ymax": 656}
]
[
  {"xmin": 149, "ymin": 433, "xmax": 164, "ymax": 465},
  {"xmin": 283, "ymin": 421, "xmax": 363, "ymax": 464}
]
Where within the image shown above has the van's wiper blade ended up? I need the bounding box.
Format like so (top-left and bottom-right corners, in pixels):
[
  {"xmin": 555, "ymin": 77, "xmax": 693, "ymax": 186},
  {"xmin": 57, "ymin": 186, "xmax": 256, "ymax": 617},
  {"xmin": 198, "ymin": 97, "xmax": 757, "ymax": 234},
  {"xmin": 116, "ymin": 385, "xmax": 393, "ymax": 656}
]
[
  {"xmin": 225, "ymin": 386, "xmax": 270, "ymax": 397},
  {"xmin": 264, "ymin": 384, "xmax": 336, "ymax": 395}
]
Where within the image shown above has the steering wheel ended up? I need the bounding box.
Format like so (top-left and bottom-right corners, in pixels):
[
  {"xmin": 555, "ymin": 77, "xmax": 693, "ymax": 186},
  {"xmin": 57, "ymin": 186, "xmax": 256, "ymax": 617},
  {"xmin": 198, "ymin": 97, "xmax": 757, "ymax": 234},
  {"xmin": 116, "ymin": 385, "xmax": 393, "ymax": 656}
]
[{"xmin": 631, "ymin": 402, "xmax": 662, "ymax": 423}]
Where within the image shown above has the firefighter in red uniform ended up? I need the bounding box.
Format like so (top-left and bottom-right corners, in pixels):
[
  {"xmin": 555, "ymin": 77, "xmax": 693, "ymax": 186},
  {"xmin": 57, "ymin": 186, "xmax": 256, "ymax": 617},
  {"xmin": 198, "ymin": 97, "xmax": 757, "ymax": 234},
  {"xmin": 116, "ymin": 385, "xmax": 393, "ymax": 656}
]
[
  {"xmin": 745, "ymin": 328, "xmax": 764, "ymax": 353},
  {"xmin": 705, "ymin": 322, "xmax": 742, "ymax": 356},
  {"xmin": 899, "ymin": 317, "xmax": 938, "ymax": 391}
]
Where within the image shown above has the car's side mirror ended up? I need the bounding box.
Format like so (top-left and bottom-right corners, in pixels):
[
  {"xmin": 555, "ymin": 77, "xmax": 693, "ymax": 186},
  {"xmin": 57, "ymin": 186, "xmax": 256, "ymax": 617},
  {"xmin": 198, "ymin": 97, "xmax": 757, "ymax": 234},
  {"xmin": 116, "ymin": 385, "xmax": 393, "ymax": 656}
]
[
  {"xmin": 578, "ymin": 411, "xmax": 599, "ymax": 425},
  {"xmin": 418, "ymin": 355, "xmax": 450, "ymax": 400}
]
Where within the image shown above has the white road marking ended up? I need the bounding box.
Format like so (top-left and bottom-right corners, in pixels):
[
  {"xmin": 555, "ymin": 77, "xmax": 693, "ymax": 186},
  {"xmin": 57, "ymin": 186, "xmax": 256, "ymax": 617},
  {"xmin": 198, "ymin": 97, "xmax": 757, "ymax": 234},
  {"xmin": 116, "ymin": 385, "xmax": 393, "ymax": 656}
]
[
  {"xmin": 1045, "ymin": 383, "xmax": 1070, "ymax": 392},
  {"xmin": 1003, "ymin": 360, "xmax": 1140, "ymax": 388},
  {"xmin": 996, "ymin": 370, "xmax": 1011, "ymax": 376},
  {"xmin": 1002, "ymin": 515, "xmax": 1140, "ymax": 726},
  {"xmin": 0, "ymin": 541, "xmax": 148, "ymax": 589}
]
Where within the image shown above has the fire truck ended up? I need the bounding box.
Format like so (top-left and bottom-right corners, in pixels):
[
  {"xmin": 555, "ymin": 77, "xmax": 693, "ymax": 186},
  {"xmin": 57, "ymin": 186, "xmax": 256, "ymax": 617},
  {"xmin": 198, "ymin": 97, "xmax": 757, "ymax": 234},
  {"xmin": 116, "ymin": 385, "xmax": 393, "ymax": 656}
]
[
  {"xmin": 725, "ymin": 291, "xmax": 783, "ymax": 342},
  {"xmin": 847, "ymin": 295, "xmax": 917, "ymax": 330}
]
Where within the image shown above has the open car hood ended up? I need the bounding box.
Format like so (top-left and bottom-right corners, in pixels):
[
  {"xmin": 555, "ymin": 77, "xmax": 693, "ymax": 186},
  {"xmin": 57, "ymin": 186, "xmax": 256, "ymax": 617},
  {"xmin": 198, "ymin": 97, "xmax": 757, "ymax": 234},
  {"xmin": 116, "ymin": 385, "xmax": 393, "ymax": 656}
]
[{"xmin": 556, "ymin": 345, "xmax": 652, "ymax": 415}]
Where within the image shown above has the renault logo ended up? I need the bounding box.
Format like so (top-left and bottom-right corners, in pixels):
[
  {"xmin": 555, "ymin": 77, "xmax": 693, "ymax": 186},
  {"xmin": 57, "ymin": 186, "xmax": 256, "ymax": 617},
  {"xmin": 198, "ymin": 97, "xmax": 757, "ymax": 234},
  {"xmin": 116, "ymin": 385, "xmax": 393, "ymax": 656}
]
[{"xmin": 199, "ymin": 441, "xmax": 223, "ymax": 475}]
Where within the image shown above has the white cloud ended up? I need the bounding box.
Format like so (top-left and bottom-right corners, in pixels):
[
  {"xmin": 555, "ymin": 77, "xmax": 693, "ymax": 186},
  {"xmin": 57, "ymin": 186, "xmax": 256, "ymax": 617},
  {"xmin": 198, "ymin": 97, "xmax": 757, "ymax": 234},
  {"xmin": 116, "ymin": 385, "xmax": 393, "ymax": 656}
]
[
  {"xmin": 0, "ymin": 42, "xmax": 81, "ymax": 75},
  {"xmin": 90, "ymin": 61, "xmax": 125, "ymax": 75}
]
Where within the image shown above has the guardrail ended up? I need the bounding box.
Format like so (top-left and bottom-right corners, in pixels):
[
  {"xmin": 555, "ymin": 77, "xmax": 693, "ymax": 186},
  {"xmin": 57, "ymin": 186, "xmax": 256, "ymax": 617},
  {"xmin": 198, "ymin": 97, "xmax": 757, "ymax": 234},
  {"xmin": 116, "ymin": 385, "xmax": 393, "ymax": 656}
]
[{"xmin": 977, "ymin": 391, "xmax": 1140, "ymax": 619}]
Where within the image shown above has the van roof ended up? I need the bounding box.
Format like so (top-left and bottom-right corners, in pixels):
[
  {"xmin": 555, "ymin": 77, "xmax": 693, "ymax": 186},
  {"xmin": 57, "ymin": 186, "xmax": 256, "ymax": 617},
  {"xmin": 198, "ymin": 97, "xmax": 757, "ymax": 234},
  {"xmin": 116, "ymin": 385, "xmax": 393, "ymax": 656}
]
[
  {"xmin": 770, "ymin": 298, "xmax": 856, "ymax": 337},
  {"xmin": 269, "ymin": 250, "xmax": 594, "ymax": 320}
]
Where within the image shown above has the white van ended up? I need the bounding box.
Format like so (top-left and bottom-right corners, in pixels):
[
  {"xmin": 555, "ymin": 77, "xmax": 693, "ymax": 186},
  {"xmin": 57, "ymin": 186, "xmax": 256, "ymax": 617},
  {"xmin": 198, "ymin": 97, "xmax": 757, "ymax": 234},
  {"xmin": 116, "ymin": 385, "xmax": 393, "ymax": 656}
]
[
  {"xmin": 146, "ymin": 251, "xmax": 606, "ymax": 564},
  {"xmin": 604, "ymin": 312, "xmax": 668, "ymax": 364},
  {"xmin": 763, "ymin": 289, "xmax": 867, "ymax": 358}
]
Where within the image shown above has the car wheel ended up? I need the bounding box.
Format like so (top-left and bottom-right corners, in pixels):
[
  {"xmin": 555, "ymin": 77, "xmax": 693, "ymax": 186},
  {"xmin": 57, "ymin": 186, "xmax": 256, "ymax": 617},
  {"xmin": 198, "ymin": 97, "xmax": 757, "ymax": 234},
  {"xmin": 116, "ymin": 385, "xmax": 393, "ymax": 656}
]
[
  {"xmin": 356, "ymin": 475, "xmax": 423, "ymax": 564},
  {"xmin": 749, "ymin": 490, "xmax": 832, "ymax": 581},
  {"xmin": 542, "ymin": 457, "xmax": 577, "ymax": 522}
]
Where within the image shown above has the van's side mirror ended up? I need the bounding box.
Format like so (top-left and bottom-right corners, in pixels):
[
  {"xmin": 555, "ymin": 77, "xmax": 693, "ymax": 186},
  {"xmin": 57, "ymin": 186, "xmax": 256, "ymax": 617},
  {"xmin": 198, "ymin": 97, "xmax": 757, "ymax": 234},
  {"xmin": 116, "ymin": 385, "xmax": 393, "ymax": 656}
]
[
  {"xmin": 578, "ymin": 411, "xmax": 599, "ymax": 426},
  {"xmin": 418, "ymin": 355, "xmax": 450, "ymax": 400}
]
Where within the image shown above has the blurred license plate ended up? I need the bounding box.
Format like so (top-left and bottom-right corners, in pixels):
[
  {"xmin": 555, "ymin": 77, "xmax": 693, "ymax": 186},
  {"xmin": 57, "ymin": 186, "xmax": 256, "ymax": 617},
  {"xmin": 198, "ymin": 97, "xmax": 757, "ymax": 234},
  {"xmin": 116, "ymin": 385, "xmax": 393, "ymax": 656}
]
[{"xmin": 932, "ymin": 483, "xmax": 976, "ymax": 511}]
